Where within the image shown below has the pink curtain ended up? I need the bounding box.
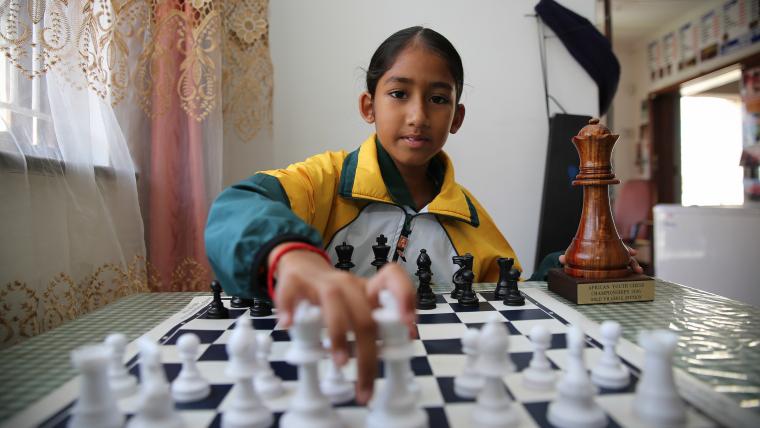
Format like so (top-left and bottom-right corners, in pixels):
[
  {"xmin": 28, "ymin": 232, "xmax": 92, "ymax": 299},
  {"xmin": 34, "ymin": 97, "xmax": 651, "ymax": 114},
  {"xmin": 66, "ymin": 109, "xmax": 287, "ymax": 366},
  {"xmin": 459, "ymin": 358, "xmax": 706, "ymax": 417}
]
[{"xmin": 147, "ymin": 1, "xmax": 214, "ymax": 291}]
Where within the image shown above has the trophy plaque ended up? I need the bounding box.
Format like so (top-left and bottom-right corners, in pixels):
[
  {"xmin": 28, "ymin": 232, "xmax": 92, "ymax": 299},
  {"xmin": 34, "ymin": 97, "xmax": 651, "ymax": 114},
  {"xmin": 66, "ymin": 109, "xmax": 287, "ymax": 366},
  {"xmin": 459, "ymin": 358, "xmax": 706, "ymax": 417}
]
[{"xmin": 547, "ymin": 118, "xmax": 654, "ymax": 304}]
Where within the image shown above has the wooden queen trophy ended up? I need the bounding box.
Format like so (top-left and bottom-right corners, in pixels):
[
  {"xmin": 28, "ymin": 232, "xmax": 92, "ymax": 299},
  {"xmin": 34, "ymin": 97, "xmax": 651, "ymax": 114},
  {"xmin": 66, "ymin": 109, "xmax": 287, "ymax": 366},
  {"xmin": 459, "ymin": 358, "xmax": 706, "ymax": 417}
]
[{"xmin": 548, "ymin": 118, "xmax": 654, "ymax": 304}]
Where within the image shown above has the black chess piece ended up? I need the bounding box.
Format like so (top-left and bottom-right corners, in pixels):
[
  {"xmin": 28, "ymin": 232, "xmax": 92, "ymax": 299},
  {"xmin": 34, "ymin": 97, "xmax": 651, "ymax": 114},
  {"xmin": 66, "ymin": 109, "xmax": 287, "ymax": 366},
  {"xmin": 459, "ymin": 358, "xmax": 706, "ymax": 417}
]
[
  {"xmin": 206, "ymin": 280, "xmax": 229, "ymax": 319},
  {"xmin": 371, "ymin": 234, "xmax": 391, "ymax": 271},
  {"xmin": 230, "ymin": 296, "xmax": 254, "ymax": 308},
  {"xmin": 455, "ymin": 253, "xmax": 478, "ymax": 306},
  {"xmin": 415, "ymin": 249, "xmax": 436, "ymax": 310},
  {"xmin": 503, "ymin": 267, "xmax": 525, "ymax": 306},
  {"xmin": 451, "ymin": 253, "xmax": 472, "ymax": 299},
  {"xmin": 334, "ymin": 241, "xmax": 355, "ymax": 272},
  {"xmin": 493, "ymin": 257, "xmax": 514, "ymax": 300},
  {"xmin": 250, "ymin": 296, "xmax": 273, "ymax": 317}
]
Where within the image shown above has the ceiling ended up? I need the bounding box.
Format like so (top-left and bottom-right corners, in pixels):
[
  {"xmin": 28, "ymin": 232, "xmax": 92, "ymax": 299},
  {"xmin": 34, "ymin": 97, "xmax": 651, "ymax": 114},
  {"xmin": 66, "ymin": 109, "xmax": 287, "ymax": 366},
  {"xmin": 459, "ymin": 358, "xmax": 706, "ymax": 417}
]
[{"xmin": 599, "ymin": 0, "xmax": 716, "ymax": 46}]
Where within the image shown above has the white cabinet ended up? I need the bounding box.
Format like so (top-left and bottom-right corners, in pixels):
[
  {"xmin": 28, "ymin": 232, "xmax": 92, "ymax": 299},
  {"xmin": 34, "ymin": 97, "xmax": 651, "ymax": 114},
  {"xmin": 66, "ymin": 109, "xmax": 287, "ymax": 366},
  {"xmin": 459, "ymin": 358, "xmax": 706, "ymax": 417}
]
[{"xmin": 654, "ymin": 204, "xmax": 760, "ymax": 307}]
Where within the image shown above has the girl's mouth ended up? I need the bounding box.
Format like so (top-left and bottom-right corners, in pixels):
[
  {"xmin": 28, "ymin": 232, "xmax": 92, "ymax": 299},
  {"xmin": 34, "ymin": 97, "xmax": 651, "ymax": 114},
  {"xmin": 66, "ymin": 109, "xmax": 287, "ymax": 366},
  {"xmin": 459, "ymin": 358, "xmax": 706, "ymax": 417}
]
[{"xmin": 401, "ymin": 136, "xmax": 430, "ymax": 148}]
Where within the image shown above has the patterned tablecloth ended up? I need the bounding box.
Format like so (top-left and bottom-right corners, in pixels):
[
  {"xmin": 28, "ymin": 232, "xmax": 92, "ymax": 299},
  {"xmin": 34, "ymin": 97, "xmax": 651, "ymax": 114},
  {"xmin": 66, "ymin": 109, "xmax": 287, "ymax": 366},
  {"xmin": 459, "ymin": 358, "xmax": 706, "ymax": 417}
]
[{"xmin": 0, "ymin": 280, "xmax": 758, "ymax": 423}]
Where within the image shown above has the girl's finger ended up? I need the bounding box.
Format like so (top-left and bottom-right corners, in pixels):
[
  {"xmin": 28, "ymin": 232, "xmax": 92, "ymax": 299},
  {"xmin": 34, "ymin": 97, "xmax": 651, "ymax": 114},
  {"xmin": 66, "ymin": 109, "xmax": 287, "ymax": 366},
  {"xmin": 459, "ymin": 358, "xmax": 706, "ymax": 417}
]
[
  {"xmin": 340, "ymin": 281, "xmax": 378, "ymax": 404},
  {"xmin": 275, "ymin": 275, "xmax": 318, "ymax": 328},
  {"xmin": 318, "ymin": 283, "xmax": 351, "ymax": 366}
]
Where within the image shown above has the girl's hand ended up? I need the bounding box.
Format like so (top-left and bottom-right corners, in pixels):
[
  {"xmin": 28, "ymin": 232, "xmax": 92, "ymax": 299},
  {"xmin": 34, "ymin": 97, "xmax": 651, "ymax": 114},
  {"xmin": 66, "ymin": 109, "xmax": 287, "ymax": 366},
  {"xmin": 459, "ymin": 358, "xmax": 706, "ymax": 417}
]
[
  {"xmin": 270, "ymin": 245, "xmax": 415, "ymax": 404},
  {"xmin": 558, "ymin": 245, "xmax": 644, "ymax": 274}
]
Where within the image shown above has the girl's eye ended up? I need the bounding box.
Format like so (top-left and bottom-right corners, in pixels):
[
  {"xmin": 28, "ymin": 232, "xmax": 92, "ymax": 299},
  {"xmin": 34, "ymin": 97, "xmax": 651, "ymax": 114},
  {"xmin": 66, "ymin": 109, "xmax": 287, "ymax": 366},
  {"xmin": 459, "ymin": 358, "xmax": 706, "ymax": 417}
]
[
  {"xmin": 389, "ymin": 90, "xmax": 406, "ymax": 99},
  {"xmin": 431, "ymin": 95, "xmax": 450, "ymax": 104}
]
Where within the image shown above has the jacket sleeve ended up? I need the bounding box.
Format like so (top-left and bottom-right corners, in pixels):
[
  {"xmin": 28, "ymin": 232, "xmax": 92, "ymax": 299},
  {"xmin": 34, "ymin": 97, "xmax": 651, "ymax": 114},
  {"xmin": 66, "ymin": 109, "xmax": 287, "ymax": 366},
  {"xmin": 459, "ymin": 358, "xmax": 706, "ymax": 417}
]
[{"xmin": 204, "ymin": 151, "xmax": 345, "ymax": 299}]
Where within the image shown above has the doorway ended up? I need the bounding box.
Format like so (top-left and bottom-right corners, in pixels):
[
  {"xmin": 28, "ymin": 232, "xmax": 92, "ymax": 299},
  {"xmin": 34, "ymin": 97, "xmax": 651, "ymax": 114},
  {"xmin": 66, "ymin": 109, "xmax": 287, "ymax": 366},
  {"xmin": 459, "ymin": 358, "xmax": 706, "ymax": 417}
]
[{"xmin": 679, "ymin": 67, "xmax": 745, "ymax": 206}]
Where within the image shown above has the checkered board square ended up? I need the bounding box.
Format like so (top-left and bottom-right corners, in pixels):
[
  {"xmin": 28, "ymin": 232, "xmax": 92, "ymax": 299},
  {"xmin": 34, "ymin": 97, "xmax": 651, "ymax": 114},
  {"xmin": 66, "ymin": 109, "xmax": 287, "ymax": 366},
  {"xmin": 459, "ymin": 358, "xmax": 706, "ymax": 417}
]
[{"xmin": 29, "ymin": 292, "xmax": 718, "ymax": 428}]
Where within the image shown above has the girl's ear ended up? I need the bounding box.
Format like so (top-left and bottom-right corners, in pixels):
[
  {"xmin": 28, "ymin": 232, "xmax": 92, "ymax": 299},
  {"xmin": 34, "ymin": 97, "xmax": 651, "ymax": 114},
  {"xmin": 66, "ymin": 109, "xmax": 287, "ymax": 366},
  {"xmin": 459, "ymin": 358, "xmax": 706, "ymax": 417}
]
[
  {"xmin": 449, "ymin": 104, "xmax": 466, "ymax": 134},
  {"xmin": 359, "ymin": 91, "xmax": 375, "ymax": 123}
]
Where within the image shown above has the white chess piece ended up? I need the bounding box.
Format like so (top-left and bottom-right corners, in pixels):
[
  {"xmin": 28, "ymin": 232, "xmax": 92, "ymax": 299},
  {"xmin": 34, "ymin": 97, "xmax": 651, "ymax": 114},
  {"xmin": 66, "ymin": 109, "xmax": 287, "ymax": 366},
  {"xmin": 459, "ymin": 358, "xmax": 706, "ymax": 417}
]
[
  {"xmin": 471, "ymin": 313, "xmax": 520, "ymax": 428},
  {"xmin": 104, "ymin": 333, "xmax": 138, "ymax": 398},
  {"xmin": 634, "ymin": 329, "xmax": 686, "ymax": 427},
  {"xmin": 379, "ymin": 290, "xmax": 421, "ymax": 398},
  {"xmin": 135, "ymin": 337, "xmax": 167, "ymax": 389},
  {"xmin": 280, "ymin": 302, "xmax": 342, "ymax": 428},
  {"xmin": 171, "ymin": 333, "xmax": 211, "ymax": 402},
  {"xmin": 127, "ymin": 338, "xmax": 184, "ymax": 428},
  {"xmin": 320, "ymin": 338, "xmax": 355, "ymax": 404},
  {"xmin": 522, "ymin": 324, "xmax": 556, "ymax": 390},
  {"xmin": 254, "ymin": 332, "xmax": 285, "ymax": 399},
  {"xmin": 405, "ymin": 359, "xmax": 421, "ymax": 399},
  {"xmin": 68, "ymin": 344, "xmax": 125, "ymax": 428},
  {"xmin": 222, "ymin": 316, "xmax": 273, "ymax": 428},
  {"xmin": 367, "ymin": 291, "xmax": 427, "ymax": 428},
  {"xmin": 590, "ymin": 321, "xmax": 630, "ymax": 390},
  {"xmin": 547, "ymin": 326, "xmax": 606, "ymax": 428},
  {"xmin": 454, "ymin": 328, "xmax": 485, "ymax": 398}
]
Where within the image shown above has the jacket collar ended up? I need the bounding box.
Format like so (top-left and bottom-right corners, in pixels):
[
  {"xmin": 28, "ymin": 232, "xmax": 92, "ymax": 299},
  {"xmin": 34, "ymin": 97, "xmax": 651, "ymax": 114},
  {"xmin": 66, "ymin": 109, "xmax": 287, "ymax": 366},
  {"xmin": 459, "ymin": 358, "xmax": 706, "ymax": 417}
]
[{"xmin": 338, "ymin": 134, "xmax": 479, "ymax": 226}]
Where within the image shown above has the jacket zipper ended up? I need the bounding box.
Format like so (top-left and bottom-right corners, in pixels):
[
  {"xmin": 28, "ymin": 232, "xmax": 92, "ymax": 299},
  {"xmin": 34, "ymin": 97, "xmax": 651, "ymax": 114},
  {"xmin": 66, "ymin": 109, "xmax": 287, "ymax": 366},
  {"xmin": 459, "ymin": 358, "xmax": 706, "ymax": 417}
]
[{"xmin": 392, "ymin": 212, "xmax": 414, "ymax": 263}]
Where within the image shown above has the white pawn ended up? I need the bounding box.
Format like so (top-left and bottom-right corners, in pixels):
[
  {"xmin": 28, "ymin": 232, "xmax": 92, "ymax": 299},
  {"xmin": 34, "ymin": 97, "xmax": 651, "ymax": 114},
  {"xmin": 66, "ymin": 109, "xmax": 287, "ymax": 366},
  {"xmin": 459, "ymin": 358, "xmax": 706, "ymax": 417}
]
[
  {"xmin": 591, "ymin": 321, "xmax": 630, "ymax": 389},
  {"xmin": 367, "ymin": 290, "xmax": 427, "ymax": 428},
  {"xmin": 471, "ymin": 313, "xmax": 520, "ymax": 428},
  {"xmin": 254, "ymin": 332, "xmax": 285, "ymax": 399},
  {"xmin": 547, "ymin": 326, "xmax": 606, "ymax": 428},
  {"xmin": 280, "ymin": 302, "xmax": 342, "ymax": 428},
  {"xmin": 320, "ymin": 338, "xmax": 355, "ymax": 404},
  {"xmin": 127, "ymin": 338, "xmax": 184, "ymax": 428},
  {"xmin": 222, "ymin": 316, "xmax": 273, "ymax": 428},
  {"xmin": 104, "ymin": 333, "xmax": 138, "ymax": 398},
  {"xmin": 454, "ymin": 328, "xmax": 485, "ymax": 398},
  {"xmin": 522, "ymin": 324, "xmax": 556, "ymax": 390},
  {"xmin": 171, "ymin": 333, "xmax": 211, "ymax": 402},
  {"xmin": 634, "ymin": 329, "xmax": 686, "ymax": 427},
  {"xmin": 68, "ymin": 344, "xmax": 125, "ymax": 428}
]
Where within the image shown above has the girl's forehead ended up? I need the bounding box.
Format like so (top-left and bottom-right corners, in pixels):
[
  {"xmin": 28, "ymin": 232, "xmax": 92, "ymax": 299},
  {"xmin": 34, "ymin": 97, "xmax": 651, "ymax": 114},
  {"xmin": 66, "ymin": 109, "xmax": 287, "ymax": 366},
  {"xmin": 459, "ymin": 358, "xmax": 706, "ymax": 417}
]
[{"xmin": 380, "ymin": 45, "xmax": 456, "ymax": 87}]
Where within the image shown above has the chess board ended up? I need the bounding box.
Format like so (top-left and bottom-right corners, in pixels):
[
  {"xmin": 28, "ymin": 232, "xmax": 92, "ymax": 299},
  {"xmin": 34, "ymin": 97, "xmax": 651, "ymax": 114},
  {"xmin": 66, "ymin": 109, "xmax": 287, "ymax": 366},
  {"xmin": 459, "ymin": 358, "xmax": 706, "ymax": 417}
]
[{"xmin": 15, "ymin": 290, "xmax": 722, "ymax": 428}]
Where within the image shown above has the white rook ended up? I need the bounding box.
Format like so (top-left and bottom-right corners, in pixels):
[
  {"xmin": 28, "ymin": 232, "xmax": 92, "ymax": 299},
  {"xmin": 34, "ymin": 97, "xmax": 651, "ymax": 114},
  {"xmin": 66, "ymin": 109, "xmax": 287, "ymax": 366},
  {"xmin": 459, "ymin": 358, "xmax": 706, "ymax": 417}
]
[{"xmin": 69, "ymin": 344, "xmax": 124, "ymax": 428}]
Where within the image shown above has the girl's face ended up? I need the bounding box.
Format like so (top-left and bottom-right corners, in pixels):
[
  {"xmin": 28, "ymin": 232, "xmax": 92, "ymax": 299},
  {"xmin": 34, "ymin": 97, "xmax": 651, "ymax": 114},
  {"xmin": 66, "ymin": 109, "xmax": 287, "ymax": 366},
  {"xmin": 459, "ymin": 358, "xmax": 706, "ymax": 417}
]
[{"xmin": 360, "ymin": 45, "xmax": 465, "ymax": 170}]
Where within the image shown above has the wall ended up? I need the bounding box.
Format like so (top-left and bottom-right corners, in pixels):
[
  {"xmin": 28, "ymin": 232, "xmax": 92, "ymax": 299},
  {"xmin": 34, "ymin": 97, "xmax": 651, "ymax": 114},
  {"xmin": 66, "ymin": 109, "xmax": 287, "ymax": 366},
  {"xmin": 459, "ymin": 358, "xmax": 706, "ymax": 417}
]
[
  {"xmin": 224, "ymin": 0, "xmax": 599, "ymax": 275},
  {"xmin": 611, "ymin": 43, "xmax": 650, "ymax": 184}
]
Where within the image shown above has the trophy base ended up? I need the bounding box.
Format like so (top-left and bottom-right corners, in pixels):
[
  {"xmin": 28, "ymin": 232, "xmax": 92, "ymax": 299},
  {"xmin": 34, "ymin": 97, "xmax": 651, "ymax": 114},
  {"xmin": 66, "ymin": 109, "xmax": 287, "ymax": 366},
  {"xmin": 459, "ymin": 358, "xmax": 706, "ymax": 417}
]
[{"xmin": 547, "ymin": 268, "xmax": 654, "ymax": 304}]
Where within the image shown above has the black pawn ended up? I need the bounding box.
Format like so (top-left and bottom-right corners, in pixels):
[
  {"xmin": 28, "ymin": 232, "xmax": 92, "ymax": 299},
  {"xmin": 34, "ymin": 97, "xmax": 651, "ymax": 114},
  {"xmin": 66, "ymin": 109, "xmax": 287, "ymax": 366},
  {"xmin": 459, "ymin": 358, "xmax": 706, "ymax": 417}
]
[
  {"xmin": 415, "ymin": 249, "xmax": 436, "ymax": 310},
  {"xmin": 503, "ymin": 267, "xmax": 525, "ymax": 306},
  {"xmin": 335, "ymin": 241, "xmax": 355, "ymax": 272},
  {"xmin": 456, "ymin": 254, "xmax": 478, "ymax": 306},
  {"xmin": 250, "ymin": 297, "xmax": 273, "ymax": 317},
  {"xmin": 230, "ymin": 296, "xmax": 254, "ymax": 308},
  {"xmin": 371, "ymin": 234, "xmax": 391, "ymax": 271},
  {"xmin": 493, "ymin": 257, "xmax": 514, "ymax": 300},
  {"xmin": 206, "ymin": 280, "xmax": 229, "ymax": 319}
]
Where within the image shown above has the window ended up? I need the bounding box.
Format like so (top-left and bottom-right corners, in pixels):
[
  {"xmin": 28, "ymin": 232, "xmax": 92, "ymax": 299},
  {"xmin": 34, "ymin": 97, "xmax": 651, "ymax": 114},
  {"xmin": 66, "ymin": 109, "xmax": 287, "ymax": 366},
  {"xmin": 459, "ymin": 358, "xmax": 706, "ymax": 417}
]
[{"xmin": 0, "ymin": 46, "xmax": 111, "ymax": 168}]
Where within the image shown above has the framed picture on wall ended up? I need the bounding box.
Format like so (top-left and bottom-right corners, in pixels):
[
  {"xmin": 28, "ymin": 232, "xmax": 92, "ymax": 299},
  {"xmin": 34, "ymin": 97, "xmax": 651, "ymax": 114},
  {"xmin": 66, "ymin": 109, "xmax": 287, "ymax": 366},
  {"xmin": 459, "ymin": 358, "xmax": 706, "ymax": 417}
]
[
  {"xmin": 679, "ymin": 21, "xmax": 698, "ymax": 70},
  {"xmin": 700, "ymin": 9, "xmax": 720, "ymax": 61}
]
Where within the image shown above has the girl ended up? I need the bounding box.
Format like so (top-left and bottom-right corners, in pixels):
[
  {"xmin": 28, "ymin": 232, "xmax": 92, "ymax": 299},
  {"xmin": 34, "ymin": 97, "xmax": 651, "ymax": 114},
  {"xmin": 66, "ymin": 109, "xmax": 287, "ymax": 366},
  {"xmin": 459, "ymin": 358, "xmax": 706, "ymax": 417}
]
[{"xmin": 205, "ymin": 26, "xmax": 520, "ymax": 403}]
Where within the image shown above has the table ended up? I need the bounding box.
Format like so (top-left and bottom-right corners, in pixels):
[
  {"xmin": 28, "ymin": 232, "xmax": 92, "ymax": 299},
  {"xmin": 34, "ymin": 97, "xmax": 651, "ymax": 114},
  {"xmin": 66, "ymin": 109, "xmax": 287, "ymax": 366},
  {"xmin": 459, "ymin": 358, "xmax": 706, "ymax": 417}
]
[{"xmin": 1, "ymin": 280, "xmax": 758, "ymax": 426}]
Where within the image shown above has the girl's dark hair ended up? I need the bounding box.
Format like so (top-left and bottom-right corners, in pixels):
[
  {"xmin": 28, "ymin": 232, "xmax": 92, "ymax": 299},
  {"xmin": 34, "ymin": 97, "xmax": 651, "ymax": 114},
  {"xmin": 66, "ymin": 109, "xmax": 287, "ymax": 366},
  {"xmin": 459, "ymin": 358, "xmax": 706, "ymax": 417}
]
[{"xmin": 366, "ymin": 26, "xmax": 464, "ymax": 103}]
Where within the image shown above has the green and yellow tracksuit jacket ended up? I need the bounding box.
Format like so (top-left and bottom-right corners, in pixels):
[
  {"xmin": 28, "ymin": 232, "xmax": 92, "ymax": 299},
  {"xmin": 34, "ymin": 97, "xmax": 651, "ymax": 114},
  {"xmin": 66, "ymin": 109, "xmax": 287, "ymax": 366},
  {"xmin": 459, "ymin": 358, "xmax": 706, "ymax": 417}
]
[{"xmin": 205, "ymin": 134, "xmax": 520, "ymax": 299}]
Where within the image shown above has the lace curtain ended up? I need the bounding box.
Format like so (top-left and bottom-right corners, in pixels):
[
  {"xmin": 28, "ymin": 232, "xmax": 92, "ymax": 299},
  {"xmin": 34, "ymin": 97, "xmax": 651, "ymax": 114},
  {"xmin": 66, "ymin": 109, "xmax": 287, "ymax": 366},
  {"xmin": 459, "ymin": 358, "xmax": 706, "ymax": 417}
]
[{"xmin": 0, "ymin": 0, "xmax": 273, "ymax": 348}]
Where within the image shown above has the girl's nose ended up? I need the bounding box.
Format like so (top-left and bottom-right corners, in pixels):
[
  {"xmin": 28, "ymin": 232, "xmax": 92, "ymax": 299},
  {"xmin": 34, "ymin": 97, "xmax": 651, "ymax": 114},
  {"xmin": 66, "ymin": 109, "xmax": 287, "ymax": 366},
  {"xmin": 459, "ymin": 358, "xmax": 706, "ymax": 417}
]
[{"xmin": 406, "ymin": 97, "xmax": 429, "ymax": 127}]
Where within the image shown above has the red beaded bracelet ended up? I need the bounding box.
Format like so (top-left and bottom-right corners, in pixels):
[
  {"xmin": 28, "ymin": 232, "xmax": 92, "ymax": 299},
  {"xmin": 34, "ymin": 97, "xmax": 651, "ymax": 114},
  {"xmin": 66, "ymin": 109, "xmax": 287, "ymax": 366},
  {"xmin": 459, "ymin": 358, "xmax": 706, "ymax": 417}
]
[{"xmin": 266, "ymin": 242, "xmax": 331, "ymax": 301}]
